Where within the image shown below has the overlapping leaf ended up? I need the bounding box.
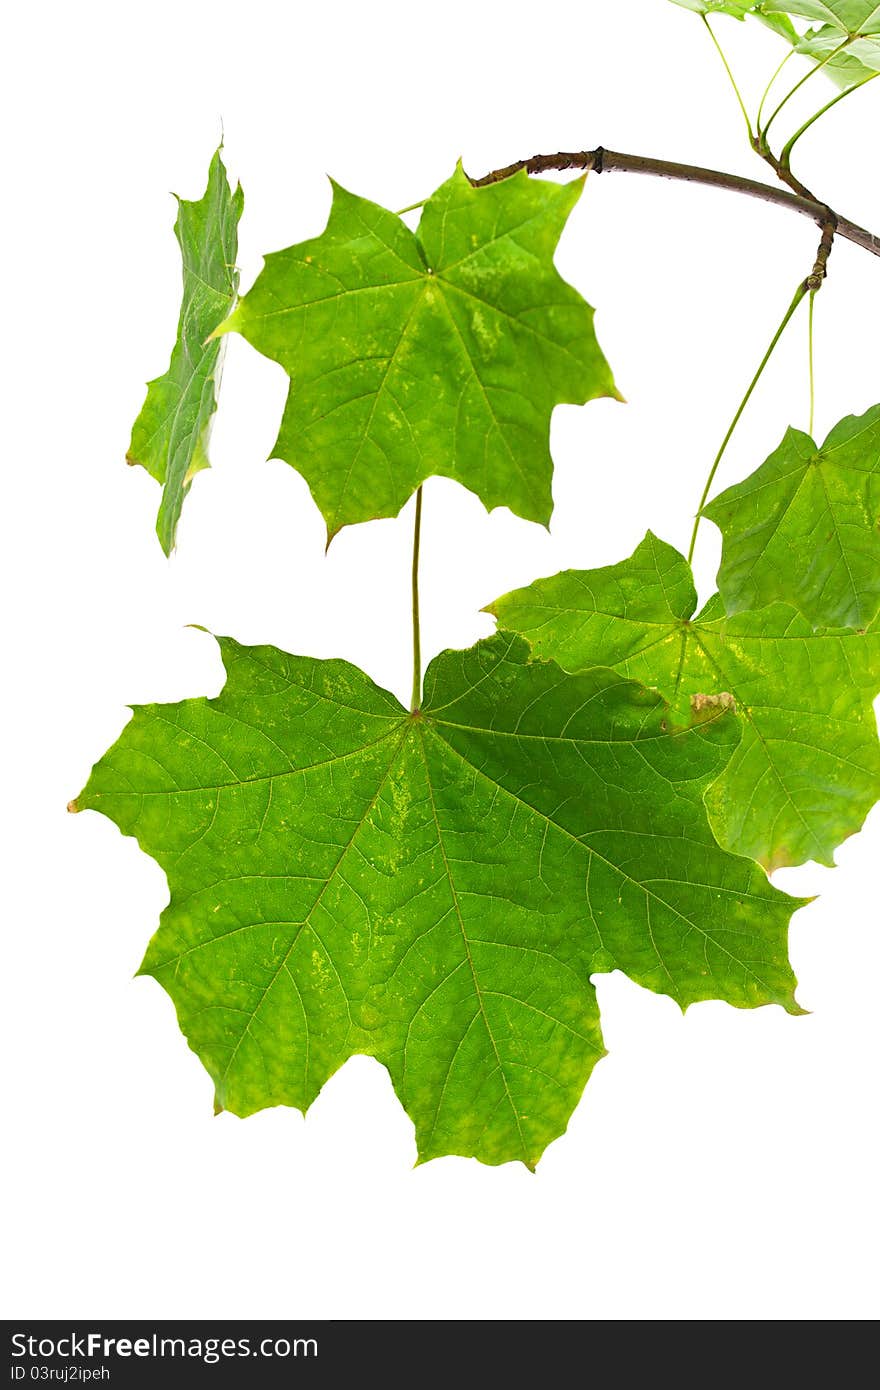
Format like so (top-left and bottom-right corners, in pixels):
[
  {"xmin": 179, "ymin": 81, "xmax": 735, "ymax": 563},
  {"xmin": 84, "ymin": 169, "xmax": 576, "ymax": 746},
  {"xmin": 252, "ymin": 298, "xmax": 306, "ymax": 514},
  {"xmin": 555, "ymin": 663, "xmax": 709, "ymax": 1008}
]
[
  {"xmin": 217, "ymin": 166, "xmax": 619, "ymax": 541},
  {"xmin": 669, "ymin": 1, "xmax": 799, "ymax": 40},
  {"xmin": 764, "ymin": 2, "xmax": 880, "ymax": 84},
  {"xmin": 704, "ymin": 405, "xmax": 880, "ymax": 630},
  {"xmin": 72, "ymin": 631, "xmax": 799, "ymax": 1167},
  {"xmin": 671, "ymin": 0, "xmax": 880, "ymax": 85},
  {"xmin": 127, "ymin": 150, "xmax": 243, "ymax": 554},
  {"xmin": 489, "ymin": 532, "xmax": 880, "ymax": 869},
  {"xmin": 672, "ymin": 0, "xmax": 762, "ymax": 13},
  {"xmin": 765, "ymin": 1, "xmax": 880, "ymax": 28},
  {"xmin": 794, "ymin": 26, "xmax": 880, "ymax": 84}
]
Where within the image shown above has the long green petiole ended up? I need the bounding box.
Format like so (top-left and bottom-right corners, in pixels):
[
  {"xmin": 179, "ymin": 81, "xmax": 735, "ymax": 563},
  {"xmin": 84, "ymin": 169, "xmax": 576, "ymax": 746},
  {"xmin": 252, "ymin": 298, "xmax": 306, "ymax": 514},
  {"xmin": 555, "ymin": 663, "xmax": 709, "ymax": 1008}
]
[
  {"xmin": 759, "ymin": 37, "xmax": 852, "ymax": 143},
  {"xmin": 411, "ymin": 486, "xmax": 423, "ymax": 712},
  {"xmin": 757, "ymin": 48, "xmax": 796, "ymax": 133},
  {"xmin": 780, "ymin": 71, "xmax": 880, "ymax": 166},
  {"xmin": 808, "ymin": 287, "xmax": 816, "ymax": 437},
  {"xmin": 687, "ymin": 281, "xmax": 808, "ymax": 566},
  {"xmin": 703, "ymin": 15, "xmax": 755, "ymax": 142}
]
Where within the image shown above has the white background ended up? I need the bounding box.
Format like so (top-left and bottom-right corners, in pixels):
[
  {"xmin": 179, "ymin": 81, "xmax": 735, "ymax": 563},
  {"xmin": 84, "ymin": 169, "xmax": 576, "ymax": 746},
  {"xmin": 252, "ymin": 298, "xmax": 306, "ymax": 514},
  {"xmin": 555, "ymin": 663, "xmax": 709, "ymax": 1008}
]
[{"xmin": 3, "ymin": 0, "xmax": 879, "ymax": 1321}]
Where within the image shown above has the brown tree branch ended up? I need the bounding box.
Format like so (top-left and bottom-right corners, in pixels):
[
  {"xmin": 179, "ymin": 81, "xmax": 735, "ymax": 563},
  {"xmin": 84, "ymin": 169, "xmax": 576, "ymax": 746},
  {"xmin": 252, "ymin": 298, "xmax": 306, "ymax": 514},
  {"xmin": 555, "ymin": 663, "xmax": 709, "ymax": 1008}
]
[
  {"xmin": 752, "ymin": 137, "xmax": 819, "ymax": 205},
  {"xmin": 747, "ymin": 140, "xmax": 837, "ymax": 290},
  {"xmin": 471, "ymin": 147, "xmax": 879, "ymax": 260},
  {"xmin": 805, "ymin": 213, "xmax": 837, "ymax": 292}
]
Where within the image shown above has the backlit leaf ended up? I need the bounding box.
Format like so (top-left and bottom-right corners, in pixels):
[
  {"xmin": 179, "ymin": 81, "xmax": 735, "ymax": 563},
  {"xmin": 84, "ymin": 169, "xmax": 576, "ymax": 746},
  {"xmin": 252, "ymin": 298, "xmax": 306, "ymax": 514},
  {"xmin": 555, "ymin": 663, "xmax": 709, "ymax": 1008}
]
[
  {"xmin": 217, "ymin": 167, "xmax": 619, "ymax": 542},
  {"xmin": 765, "ymin": 1, "xmax": 880, "ymax": 83},
  {"xmin": 488, "ymin": 532, "xmax": 880, "ymax": 869},
  {"xmin": 72, "ymin": 631, "xmax": 800, "ymax": 1167},
  {"xmin": 794, "ymin": 24, "xmax": 880, "ymax": 85},
  {"xmin": 127, "ymin": 149, "xmax": 243, "ymax": 554},
  {"xmin": 704, "ymin": 405, "xmax": 880, "ymax": 630},
  {"xmin": 668, "ymin": 1, "xmax": 800, "ymax": 41},
  {"xmin": 672, "ymin": 1, "xmax": 880, "ymax": 84},
  {"xmin": 763, "ymin": 1, "xmax": 880, "ymax": 29}
]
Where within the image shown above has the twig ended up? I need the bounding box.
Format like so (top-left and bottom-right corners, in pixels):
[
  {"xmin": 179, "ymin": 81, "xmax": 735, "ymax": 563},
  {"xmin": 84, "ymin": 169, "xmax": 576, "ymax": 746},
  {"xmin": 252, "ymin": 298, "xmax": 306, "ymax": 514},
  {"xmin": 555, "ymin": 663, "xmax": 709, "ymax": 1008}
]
[{"xmin": 471, "ymin": 147, "xmax": 879, "ymax": 260}]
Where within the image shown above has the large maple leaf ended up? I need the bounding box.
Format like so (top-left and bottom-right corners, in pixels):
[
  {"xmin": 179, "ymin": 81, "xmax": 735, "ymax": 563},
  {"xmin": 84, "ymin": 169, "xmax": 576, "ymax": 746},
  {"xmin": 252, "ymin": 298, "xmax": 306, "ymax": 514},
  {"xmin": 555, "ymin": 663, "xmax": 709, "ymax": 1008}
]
[
  {"xmin": 489, "ymin": 531, "xmax": 880, "ymax": 870},
  {"xmin": 71, "ymin": 632, "xmax": 800, "ymax": 1168},
  {"xmin": 216, "ymin": 166, "xmax": 619, "ymax": 542}
]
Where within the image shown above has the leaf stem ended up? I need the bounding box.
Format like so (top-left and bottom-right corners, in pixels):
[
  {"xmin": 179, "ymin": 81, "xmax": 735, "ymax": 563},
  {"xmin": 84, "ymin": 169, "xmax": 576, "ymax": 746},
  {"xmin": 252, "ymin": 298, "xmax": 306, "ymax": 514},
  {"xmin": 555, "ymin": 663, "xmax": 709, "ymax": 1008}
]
[
  {"xmin": 759, "ymin": 37, "xmax": 852, "ymax": 142},
  {"xmin": 779, "ymin": 71, "xmax": 880, "ymax": 167},
  {"xmin": 411, "ymin": 486, "xmax": 423, "ymax": 712},
  {"xmin": 808, "ymin": 287, "xmax": 816, "ymax": 438},
  {"xmin": 686, "ymin": 281, "xmax": 808, "ymax": 567},
  {"xmin": 757, "ymin": 48, "xmax": 796, "ymax": 133},
  {"xmin": 703, "ymin": 15, "xmax": 755, "ymax": 142},
  {"xmin": 395, "ymin": 199, "xmax": 427, "ymax": 216}
]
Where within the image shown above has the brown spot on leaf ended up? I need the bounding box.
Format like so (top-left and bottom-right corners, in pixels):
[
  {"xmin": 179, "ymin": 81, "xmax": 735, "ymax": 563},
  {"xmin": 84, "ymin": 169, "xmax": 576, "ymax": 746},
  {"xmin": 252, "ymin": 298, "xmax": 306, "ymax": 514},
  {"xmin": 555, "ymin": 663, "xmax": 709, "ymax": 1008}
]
[{"xmin": 690, "ymin": 691, "xmax": 736, "ymax": 718}]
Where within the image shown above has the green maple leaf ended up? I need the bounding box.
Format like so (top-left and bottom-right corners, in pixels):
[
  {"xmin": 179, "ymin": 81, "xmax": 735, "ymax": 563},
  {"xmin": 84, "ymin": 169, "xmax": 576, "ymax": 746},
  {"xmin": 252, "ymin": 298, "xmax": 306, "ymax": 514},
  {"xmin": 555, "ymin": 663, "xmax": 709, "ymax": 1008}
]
[
  {"xmin": 668, "ymin": 1, "xmax": 799, "ymax": 41},
  {"xmin": 670, "ymin": 0, "xmax": 764, "ymax": 15},
  {"xmin": 764, "ymin": 0, "xmax": 880, "ymax": 29},
  {"xmin": 71, "ymin": 631, "xmax": 799, "ymax": 1168},
  {"xmin": 488, "ymin": 532, "xmax": 880, "ymax": 870},
  {"xmin": 216, "ymin": 166, "xmax": 619, "ymax": 542},
  {"xmin": 793, "ymin": 24, "xmax": 880, "ymax": 84},
  {"xmin": 127, "ymin": 149, "xmax": 244, "ymax": 554},
  {"xmin": 671, "ymin": 1, "xmax": 880, "ymax": 84},
  {"xmin": 764, "ymin": 2, "xmax": 880, "ymax": 83},
  {"xmin": 703, "ymin": 406, "xmax": 880, "ymax": 630}
]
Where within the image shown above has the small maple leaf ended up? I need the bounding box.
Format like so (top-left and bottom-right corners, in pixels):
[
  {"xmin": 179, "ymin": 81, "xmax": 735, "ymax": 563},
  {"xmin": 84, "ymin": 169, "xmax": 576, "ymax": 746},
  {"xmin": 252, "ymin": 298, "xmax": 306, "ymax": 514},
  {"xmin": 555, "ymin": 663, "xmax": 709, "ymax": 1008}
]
[{"xmin": 216, "ymin": 166, "xmax": 620, "ymax": 542}]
